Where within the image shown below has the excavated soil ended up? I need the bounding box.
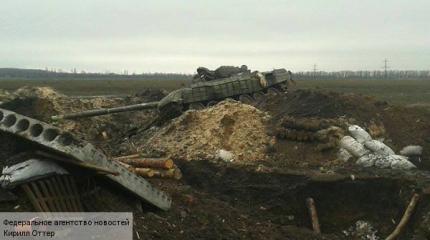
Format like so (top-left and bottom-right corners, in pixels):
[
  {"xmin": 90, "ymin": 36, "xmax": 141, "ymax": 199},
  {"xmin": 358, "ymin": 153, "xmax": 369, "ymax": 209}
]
[
  {"xmin": 143, "ymin": 100, "xmax": 273, "ymax": 162},
  {"xmin": 258, "ymin": 90, "xmax": 430, "ymax": 170},
  {"xmin": 0, "ymin": 87, "xmax": 165, "ymax": 156},
  {"xmin": 0, "ymin": 87, "xmax": 429, "ymax": 239}
]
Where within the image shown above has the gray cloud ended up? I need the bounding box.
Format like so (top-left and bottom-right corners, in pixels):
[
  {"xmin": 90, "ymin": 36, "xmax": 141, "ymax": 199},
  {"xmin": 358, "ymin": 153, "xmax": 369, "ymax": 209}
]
[{"xmin": 0, "ymin": 0, "xmax": 429, "ymax": 73}]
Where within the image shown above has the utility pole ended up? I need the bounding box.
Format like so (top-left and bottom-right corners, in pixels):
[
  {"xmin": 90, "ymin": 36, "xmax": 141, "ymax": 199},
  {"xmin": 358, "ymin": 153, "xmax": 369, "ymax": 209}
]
[
  {"xmin": 313, "ymin": 64, "xmax": 318, "ymax": 80},
  {"xmin": 383, "ymin": 59, "xmax": 389, "ymax": 79}
]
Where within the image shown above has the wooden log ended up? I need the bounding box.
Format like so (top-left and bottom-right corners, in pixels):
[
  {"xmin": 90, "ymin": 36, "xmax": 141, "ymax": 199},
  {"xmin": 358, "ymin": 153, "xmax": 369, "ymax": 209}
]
[
  {"xmin": 119, "ymin": 158, "xmax": 174, "ymax": 169},
  {"xmin": 306, "ymin": 197, "xmax": 321, "ymax": 234},
  {"xmin": 133, "ymin": 168, "xmax": 155, "ymax": 178},
  {"xmin": 151, "ymin": 168, "xmax": 182, "ymax": 180},
  {"xmin": 172, "ymin": 167, "xmax": 183, "ymax": 180},
  {"xmin": 385, "ymin": 193, "xmax": 420, "ymax": 240},
  {"xmin": 132, "ymin": 168, "xmax": 182, "ymax": 180}
]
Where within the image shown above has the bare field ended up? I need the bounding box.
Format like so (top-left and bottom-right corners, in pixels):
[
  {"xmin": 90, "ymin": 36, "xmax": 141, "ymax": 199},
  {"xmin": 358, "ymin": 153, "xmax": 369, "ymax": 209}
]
[
  {"xmin": 0, "ymin": 79, "xmax": 429, "ymax": 106},
  {"xmin": 0, "ymin": 79, "xmax": 187, "ymax": 96},
  {"xmin": 297, "ymin": 79, "xmax": 430, "ymax": 106}
]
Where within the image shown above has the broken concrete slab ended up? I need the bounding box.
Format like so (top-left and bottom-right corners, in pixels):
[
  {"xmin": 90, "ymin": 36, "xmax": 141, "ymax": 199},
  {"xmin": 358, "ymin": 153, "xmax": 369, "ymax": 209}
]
[{"xmin": 0, "ymin": 107, "xmax": 171, "ymax": 210}]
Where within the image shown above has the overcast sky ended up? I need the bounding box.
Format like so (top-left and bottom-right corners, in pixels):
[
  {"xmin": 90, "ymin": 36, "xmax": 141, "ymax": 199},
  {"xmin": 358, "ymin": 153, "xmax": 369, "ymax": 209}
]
[{"xmin": 1, "ymin": 0, "xmax": 429, "ymax": 73}]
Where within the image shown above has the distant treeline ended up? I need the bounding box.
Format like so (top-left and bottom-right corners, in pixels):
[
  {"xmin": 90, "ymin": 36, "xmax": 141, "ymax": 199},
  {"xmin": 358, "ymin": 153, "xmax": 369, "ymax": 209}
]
[
  {"xmin": 2, "ymin": 68, "xmax": 430, "ymax": 81},
  {"xmin": 0, "ymin": 68, "xmax": 193, "ymax": 81},
  {"xmin": 295, "ymin": 70, "xmax": 430, "ymax": 80}
]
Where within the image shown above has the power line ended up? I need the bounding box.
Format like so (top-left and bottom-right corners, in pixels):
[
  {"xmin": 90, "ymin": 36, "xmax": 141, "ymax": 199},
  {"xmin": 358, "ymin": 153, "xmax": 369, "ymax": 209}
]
[
  {"xmin": 382, "ymin": 59, "xmax": 389, "ymax": 79},
  {"xmin": 313, "ymin": 64, "xmax": 317, "ymax": 80}
]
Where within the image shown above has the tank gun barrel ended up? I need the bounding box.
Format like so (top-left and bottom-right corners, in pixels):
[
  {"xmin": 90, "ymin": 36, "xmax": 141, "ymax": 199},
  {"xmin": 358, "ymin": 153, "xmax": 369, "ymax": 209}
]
[{"xmin": 51, "ymin": 101, "xmax": 159, "ymax": 121}]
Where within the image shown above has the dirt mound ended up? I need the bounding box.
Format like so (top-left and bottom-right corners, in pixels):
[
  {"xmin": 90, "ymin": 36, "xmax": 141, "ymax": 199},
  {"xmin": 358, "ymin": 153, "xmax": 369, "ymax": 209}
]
[
  {"xmin": 254, "ymin": 90, "xmax": 430, "ymax": 170},
  {"xmin": 1, "ymin": 86, "xmax": 430, "ymax": 239},
  {"xmin": 14, "ymin": 86, "xmax": 65, "ymax": 99},
  {"xmin": 260, "ymin": 89, "xmax": 388, "ymax": 123},
  {"xmin": 1, "ymin": 86, "xmax": 67, "ymax": 121},
  {"xmin": 144, "ymin": 100, "xmax": 273, "ymax": 162},
  {"xmin": 0, "ymin": 86, "xmax": 161, "ymax": 153},
  {"xmin": 0, "ymin": 89, "xmax": 12, "ymax": 103},
  {"xmin": 134, "ymin": 89, "xmax": 169, "ymax": 102}
]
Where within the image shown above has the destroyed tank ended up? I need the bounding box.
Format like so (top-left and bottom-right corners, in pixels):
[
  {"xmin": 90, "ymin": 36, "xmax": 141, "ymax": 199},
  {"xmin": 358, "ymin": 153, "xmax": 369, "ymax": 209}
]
[
  {"xmin": 159, "ymin": 68, "xmax": 292, "ymax": 110},
  {"xmin": 51, "ymin": 68, "xmax": 293, "ymax": 120}
]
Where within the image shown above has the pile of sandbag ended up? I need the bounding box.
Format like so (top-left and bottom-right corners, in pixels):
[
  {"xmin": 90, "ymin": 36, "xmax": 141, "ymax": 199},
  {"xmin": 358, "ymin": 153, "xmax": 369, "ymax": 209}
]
[{"xmin": 338, "ymin": 125, "xmax": 417, "ymax": 170}]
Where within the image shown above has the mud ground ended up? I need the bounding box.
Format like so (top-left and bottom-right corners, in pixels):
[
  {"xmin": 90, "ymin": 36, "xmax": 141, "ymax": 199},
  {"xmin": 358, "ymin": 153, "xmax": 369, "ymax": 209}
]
[{"xmin": 0, "ymin": 87, "xmax": 429, "ymax": 239}]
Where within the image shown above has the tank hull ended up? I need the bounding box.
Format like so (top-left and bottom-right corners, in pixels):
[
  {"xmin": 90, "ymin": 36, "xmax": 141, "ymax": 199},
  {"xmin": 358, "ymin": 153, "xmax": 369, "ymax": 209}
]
[{"xmin": 158, "ymin": 68, "xmax": 292, "ymax": 111}]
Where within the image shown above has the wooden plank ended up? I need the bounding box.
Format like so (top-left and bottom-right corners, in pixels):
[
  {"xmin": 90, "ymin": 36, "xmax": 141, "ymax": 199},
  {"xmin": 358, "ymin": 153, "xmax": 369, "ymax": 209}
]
[
  {"xmin": 22, "ymin": 184, "xmax": 44, "ymax": 212},
  {"xmin": 30, "ymin": 182, "xmax": 50, "ymax": 212}
]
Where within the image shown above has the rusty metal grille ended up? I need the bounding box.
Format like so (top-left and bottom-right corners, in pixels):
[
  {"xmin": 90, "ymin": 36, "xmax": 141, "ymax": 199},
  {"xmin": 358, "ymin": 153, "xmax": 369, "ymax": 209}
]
[{"xmin": 21, "ymin": 175, "xmax": 84, "ymax": 212}]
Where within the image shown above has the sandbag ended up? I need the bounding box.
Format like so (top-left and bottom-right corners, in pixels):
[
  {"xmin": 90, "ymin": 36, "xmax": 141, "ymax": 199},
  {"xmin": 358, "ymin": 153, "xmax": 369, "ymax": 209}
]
[
  {"xmin": 356, "ymin": 153, "xmax": 416, "ymax": 170},
  {"xmin": 399, "ymin": 145, "xmax": 423, "ymax": 156},
  {"xmin": 340, "ymin": 136, "xmax": 370, "ymax": 157},
  {"xmin": 348, "ymin": 125, "xmax": 372, "ymax": 143},
  {"xmin": 356, "ymin": 154, "xmax": 377, "ymax": 167},
  {"xmin": 216, "ymin": 149, "xmax": 234, "ymax": 162},
  {"xmin": 337, "ymin": 148, "xmax": 353, "ymax": 162},
  {"xmin": 389, "ymin": 155, "xmax": 416, "ymax": 170},
  {"xmin": 373, "ymin": 155, "xmax": 393, "ymax": 168},
  {"xmin": 364, "ymin": 140, "xmax": 395, "ymax": 156}
]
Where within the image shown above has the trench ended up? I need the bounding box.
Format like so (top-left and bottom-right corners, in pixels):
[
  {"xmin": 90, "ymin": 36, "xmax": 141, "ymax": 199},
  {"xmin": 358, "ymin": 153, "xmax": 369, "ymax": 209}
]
[{"xmin": 179, "ymin": 160, "xmax": 427, "ymax": 237}]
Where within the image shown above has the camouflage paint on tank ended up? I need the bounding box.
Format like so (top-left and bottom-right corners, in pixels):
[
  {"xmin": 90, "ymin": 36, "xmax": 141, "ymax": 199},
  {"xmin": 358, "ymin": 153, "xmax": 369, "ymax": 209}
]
[
  {"xmin": 158, "ymin": 68, "xmax": 292, "ymax": 111},
  {"xmin": 50, "ymin": 68, "xmax": 292, "ymax": 121}
]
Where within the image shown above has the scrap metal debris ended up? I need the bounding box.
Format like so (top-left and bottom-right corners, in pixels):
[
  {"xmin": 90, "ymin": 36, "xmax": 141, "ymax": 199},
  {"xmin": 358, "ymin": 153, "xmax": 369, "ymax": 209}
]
[
  {"xmin": 21, "ymin": 175, "xmax": 84, "ymax": 212},
  {"xmin": 0, "ymin": 159, "xmax": 68, "ymax": 188}
]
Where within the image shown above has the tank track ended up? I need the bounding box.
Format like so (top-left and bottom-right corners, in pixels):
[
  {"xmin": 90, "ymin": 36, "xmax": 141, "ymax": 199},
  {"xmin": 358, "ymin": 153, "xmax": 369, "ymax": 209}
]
[{"xmin": 0, "ymin": 107, "xmax": 171, "ymax": 210}]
